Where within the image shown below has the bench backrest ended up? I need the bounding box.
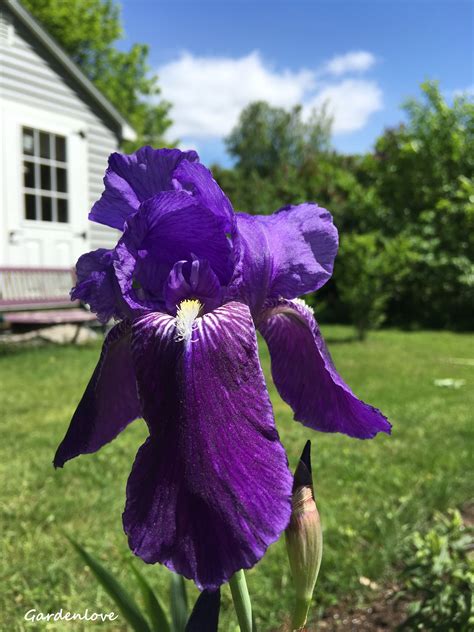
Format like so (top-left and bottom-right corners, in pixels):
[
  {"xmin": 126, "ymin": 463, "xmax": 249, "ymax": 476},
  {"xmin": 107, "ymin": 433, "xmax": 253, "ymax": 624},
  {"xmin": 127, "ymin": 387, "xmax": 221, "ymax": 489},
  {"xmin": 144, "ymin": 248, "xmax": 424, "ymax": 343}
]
[{"xmin": 0, "ymin": 267, "xmax": 77, "ymax": 311}]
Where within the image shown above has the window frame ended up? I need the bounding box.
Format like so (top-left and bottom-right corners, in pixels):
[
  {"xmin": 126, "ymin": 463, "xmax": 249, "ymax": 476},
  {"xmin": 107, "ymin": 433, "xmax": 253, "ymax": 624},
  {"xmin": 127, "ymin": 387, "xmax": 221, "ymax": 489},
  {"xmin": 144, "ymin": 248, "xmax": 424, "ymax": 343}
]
[{"xmin": 21, "ymin": 126, "xmax": 69, "ymax": 224}]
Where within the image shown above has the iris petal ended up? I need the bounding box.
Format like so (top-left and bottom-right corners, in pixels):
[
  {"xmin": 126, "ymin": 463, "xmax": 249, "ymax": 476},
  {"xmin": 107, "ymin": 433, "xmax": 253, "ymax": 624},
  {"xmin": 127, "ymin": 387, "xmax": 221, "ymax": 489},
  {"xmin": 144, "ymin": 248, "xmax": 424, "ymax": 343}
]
[
  {"xmin": 230, "ymin": 204, "xmax": 338, "ymax": 316},
  {"xmin": 124, "ymin": 302, "xmax": 292, "ymax": 590},
  {"xmin": 54, "ymin": 321, "xmax": 141, "ymax": 467},
  {"xmin": 90, "ymin": 147, "xmax": 199, "ymax": 230},
  {"xmin": 114, "ymin": 191, "xmax": 233, "ymax": 314},
  {"xmin": 259, "ymin": 299, "xmax": 391, "ymax": 439},
  {"xmin": 137, "ymin": 193, "xmax": 233, "ymax": 283},
  {"xmin": 71, "ymin": 248, "xmax": 126, "ymax": 323},
  {"xmin": 173, "ymin": 160, "xmax": 234, "ymax": 232},
  {"xmin": 164, "ymin": 258, "xmax": 223, "ymax": 314}
]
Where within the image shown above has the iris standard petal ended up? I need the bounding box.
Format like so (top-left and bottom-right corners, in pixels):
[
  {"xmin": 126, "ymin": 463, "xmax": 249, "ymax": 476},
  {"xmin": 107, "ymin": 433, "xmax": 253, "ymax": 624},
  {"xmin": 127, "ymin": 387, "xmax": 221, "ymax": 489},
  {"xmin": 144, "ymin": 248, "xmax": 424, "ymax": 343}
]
[
  {"xmin": 114, "ymin": 191, "xmax": 233, "ymax": 313},
  {"xmin": 71, "ymin": 248, "xmax": 125, "ymax": 323},
  {"xmin": 89, "ymin": 147, "xmax": 199, "ymax": 230},
  {"xmin": 137, "ymin": 192, "xmax": 233, "ymax": 283},
  {"xmin": 230, "ymin": 204, "xmax": 338, "ymax": 315},
  {"xmin": 259, "ymin": 299, "xmax": 391, "ymax": 439},
  {"xmin": 54, "ymin": 321, "xmax": 141, "ymax": 467},
  {"xmin": 173, "ymin": 160, "xmax": 234, "ymax": 232},
  {"xmin": 124, "ymin": 301, "xmax": 292, "ymax": 590}
]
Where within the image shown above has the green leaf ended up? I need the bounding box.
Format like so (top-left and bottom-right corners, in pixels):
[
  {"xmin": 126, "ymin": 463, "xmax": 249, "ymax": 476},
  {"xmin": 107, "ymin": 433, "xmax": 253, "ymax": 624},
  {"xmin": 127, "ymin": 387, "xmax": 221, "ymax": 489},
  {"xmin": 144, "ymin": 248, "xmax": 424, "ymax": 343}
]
[
  {"xmin": 129, "ymin": 561, "xmax": 171, "ymax": 632},
  {"xmin": 170, "ymin": 573, "xmax": 188, "ymax": 632},
  {"xmin": 68, "ymin": 538, "xmax": 151, "ymax": 632}
]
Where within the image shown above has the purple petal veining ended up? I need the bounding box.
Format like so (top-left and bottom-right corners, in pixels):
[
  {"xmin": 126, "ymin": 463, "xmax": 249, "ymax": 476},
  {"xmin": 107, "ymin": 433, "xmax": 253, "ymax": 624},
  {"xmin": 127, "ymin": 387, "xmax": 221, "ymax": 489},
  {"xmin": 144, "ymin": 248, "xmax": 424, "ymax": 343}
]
[{"xmin": 124, "ymin": 302, "xmax": 292, "ymax": 589}]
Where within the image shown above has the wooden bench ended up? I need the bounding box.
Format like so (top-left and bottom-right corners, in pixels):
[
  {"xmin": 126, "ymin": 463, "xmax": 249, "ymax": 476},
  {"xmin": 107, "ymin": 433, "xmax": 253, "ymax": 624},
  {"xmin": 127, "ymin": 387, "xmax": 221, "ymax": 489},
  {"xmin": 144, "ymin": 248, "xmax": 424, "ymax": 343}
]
[{"xmin": 0, "ymin": 267, "xmax": 97, "ymax": 338}]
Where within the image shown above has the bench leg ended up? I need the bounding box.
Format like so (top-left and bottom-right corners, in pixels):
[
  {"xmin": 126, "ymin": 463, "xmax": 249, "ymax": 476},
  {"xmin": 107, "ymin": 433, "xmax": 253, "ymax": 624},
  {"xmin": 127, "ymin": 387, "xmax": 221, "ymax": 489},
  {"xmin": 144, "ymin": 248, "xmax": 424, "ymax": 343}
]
[{"xmin": 71, "ymin": 323, "xmax": 82, "ymax": 344}]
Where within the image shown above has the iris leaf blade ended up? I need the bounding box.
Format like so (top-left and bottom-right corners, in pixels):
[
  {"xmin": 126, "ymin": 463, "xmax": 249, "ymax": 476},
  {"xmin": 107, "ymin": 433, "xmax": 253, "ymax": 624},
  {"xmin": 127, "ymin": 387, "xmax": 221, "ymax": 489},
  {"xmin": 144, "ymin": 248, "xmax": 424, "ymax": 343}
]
[
  {"xmin": 68, "ymin": 538, "xmax": 151, "ymax": 632},
  {"xmin": 129, "ymin": 561, "xmax": 171, "ymax": 632},
  {"xmin": 170, "ymin": 573, "xmax": 188, "ymax": 632}
]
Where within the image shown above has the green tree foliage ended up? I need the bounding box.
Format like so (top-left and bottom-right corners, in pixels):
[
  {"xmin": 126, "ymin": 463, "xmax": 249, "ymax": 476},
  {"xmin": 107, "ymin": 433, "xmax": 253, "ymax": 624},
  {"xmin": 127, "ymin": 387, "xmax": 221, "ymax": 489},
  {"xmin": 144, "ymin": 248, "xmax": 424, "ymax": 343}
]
[
  {"xmin": 217, "ymin": 83, "xmax": 474, "ymax": 332},
  {"xmin": 370, "ymin": 82, "xmax": 474, "ymax": 328},
  {"xmin": 371, "ymin": 82, "xmax": 474, "ymax": 231},
  {"xmin": 23, "ymin": 0, "xmax": 171, "ymax": 149},
  {"xmin": 226, "ymin": 101, "xmax": 332, "ymax": 177},
  {"xmin": 214, "ymin": 102, "xmax": 333, "ymax": 214},
  {"xmin": 336, "ymin": 233, "xmax": 414, "ymax": 340}
]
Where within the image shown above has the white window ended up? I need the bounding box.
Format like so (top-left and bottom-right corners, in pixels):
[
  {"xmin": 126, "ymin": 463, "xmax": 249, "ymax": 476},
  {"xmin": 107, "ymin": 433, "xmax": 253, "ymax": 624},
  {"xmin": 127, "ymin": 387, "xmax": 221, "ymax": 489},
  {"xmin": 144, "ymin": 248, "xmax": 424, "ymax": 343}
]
[{"xmin": 22, "ymin": 126, "xmax": 69, "ymax": 223}]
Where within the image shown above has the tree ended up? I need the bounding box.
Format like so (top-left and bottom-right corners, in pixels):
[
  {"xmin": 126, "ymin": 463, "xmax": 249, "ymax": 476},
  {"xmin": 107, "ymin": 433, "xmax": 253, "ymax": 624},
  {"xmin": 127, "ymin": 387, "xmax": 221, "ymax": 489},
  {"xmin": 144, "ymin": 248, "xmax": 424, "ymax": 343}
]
[
  {"xmin": 226, "ymin": 101, "xmax": 332, "ymax": 177},
  {"xmin": 214, "ymin": 101, "xmax": 334, "ymax": 214},
  {"xmin": 369, "ymin": 81, "xmax": 474, "ymax": 234},
  {"xmin": 217, "ymin": 85, "xmax": 474, "ymax": 332},
  {"xmin": 23, "ymin": 0, "xmax": 172, "ymax": 149},
  {"xmin": 336, "ymin": 233, "xmax": 414, "ymax": 339},
  {"xmin": 219, "ymin": 101, "xmax": 382, "ymax": 226},
  {"xmin": 369, "ymin": 82, "xmax": 474, "ymax": 328}
]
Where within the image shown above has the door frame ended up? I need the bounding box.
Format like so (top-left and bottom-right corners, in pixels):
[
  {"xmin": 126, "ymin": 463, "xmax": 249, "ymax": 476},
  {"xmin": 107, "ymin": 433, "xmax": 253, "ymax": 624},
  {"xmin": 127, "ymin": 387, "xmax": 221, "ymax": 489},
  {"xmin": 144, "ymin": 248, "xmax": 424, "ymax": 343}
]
[{"xmin": 0, "ymin": 98, "xmax": 89, "ymax": 265}]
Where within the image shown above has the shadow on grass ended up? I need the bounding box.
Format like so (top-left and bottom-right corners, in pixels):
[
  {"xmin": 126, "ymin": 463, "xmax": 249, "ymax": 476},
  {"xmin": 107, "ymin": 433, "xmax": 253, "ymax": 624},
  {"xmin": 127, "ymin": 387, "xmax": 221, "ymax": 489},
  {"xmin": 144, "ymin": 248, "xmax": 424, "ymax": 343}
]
[
  {"xmin": 324, "ymin": 335, "xmax": 360, "ymax": 345},
  {"xmin": 0, "ymin": 341, "xmax": 40, "ymax": 357},
  {"xmin": 0, "ymin": 340, "xmax": 98, "ymax": 357}
]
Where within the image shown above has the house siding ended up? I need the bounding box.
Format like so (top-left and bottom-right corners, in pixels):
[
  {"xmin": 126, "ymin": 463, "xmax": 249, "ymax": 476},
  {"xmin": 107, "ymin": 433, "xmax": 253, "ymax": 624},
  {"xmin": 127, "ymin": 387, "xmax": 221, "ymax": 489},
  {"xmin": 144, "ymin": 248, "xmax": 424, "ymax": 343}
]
[{"xmin": 0, "ymin": 6, "xmax": 120, "ymax": 251}]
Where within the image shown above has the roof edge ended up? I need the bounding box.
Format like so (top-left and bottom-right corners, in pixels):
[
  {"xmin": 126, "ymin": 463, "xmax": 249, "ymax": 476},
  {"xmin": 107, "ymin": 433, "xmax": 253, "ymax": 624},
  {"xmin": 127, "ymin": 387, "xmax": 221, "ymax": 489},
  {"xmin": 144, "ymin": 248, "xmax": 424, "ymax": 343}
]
[{"xmin": 4, "ymin": 0, "xmax": 137, "ymax": 142}]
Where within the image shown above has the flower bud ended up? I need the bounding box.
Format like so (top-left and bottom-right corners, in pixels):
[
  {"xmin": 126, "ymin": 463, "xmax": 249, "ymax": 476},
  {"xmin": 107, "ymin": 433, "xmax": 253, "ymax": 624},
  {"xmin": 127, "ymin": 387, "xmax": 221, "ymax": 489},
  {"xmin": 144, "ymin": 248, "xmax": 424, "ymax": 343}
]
[{"xmin": 285, "ymin": 441, "xmax": 322, "ymax": 631}]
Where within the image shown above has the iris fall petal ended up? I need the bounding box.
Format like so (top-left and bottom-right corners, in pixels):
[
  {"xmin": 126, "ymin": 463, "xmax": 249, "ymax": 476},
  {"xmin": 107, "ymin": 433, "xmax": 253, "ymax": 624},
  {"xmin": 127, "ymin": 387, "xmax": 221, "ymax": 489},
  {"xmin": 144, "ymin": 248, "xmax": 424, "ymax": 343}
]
[
  {"xmin": 54, "ymin": 321, "xmax": 141, "ymax": 467},
  {"xmin": 124, "ymin": 301, "xmax": 292, "ymax": 589},
  {"xmin": 259, "ymin": 299, "xmax": 391, "ymax": 439}
]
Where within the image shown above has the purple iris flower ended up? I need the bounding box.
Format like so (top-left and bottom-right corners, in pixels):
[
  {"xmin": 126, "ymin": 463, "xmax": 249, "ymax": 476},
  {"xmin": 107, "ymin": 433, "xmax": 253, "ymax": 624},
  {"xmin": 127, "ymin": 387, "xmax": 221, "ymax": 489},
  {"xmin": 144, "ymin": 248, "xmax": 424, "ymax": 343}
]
[{"xmin": 54, "ymin": 147, "xmax": 390, "ymax": 591}]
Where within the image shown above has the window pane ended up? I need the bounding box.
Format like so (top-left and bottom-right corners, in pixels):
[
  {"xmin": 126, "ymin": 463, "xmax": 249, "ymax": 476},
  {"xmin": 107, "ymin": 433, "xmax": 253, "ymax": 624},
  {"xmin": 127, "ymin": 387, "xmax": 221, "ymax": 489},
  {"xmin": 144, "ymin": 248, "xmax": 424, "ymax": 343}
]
[
  {"xmin": 56, "ymin": 167, "xmax": 67, "ymax": 192},
  {"xmin": 39, "ymin": 132, "xmax": 51, "ymax": 159},
  {"xmin": 41, "ymin": 196, "xmax": 52, "ymax": 221},
  {"xmin": 23, "ymin": 161, "xmax": 35, "ymax": 188},
  {"xmin": 25, "ymin": 194, "xmax": 36, "ymax": 220},
  {"xmin": 57, "ymin": 198, "xmax": 68, "ymax": 223},
  {"xmin": 40, "ymin": 164, "xmax": 52, "ymax": 190},
  {"xmin": 55, "ymin": 136, "xmax": 66, "ymax": 162},
  {"xmin": 22, "ymin": 128, "xmax": 35, "ymax": 155}
]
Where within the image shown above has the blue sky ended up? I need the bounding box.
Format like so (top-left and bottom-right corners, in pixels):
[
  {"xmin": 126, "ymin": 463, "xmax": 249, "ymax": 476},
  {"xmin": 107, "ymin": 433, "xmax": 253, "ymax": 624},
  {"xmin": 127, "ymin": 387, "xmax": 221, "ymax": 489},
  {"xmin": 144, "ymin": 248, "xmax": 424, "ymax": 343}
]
[{"xmin": 120, "ymin": 0, "xmax": 473, "ymax": 165}]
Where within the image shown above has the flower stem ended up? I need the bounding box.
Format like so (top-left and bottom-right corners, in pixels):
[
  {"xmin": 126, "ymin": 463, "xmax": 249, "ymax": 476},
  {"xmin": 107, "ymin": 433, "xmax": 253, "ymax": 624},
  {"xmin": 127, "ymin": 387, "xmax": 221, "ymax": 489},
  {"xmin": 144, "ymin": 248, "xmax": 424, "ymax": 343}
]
[
  {"xmin": 229, "ymin": 569, "xmax": 253, "ymax": 632},
  {"xmin": 292, "ymin": 596, "xmax": 310, "ymax": 630}
]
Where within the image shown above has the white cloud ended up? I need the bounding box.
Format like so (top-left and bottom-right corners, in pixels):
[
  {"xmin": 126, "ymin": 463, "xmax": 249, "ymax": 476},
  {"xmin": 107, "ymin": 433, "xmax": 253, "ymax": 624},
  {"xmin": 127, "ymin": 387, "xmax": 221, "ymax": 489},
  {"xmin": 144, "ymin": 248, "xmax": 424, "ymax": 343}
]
[
  {"xmin": 307, "ymin": 79, "xmax": 383, "ymax": 133},
  {"xmin": 323, "ymin": 51, "xmax": 376, "ymax": 77},
  {"xmin": 159, "ymin": 51, "xmax": 314, "ymax": 138},
  {"xmin": 158, "ymin": 50, "xmax": 382, "ymax": 141},
  {"xmin": 177, "ymin": 140, "xmax": 200, "ymax": 153}
]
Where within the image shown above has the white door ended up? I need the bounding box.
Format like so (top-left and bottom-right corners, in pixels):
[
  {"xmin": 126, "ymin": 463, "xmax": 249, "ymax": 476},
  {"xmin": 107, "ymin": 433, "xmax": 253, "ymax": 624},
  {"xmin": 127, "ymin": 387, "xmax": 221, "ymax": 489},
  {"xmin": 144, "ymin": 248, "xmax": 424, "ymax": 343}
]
[{"xmin": 0, "ymin": 100, "xmax": 89, "ymax": 267}]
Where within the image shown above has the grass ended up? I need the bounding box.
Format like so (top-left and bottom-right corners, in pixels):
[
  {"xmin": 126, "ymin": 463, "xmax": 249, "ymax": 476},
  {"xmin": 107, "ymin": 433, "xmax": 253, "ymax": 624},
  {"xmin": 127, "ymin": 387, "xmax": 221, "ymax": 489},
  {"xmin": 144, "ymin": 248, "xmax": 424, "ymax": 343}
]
[{"xmin": 0, "ymin": 326, "xmax": 473, "ymax": 631}]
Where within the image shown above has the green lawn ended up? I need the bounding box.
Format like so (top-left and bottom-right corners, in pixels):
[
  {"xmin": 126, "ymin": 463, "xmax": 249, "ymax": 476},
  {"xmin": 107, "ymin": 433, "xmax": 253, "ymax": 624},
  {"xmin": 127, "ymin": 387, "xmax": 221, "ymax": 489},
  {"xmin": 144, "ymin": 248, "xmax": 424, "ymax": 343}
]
[{"xmin": 1, "ymin": 326, "xmax": 473, "ymax": 631}]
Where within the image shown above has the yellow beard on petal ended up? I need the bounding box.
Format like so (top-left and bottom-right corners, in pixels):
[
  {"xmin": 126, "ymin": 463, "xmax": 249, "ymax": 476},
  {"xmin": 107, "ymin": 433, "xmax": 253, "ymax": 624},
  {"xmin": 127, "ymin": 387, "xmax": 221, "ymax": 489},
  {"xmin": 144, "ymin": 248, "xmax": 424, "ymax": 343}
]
[{"xmin": 175, "ymin": 299, "xmax": 202, "ymax": 342}]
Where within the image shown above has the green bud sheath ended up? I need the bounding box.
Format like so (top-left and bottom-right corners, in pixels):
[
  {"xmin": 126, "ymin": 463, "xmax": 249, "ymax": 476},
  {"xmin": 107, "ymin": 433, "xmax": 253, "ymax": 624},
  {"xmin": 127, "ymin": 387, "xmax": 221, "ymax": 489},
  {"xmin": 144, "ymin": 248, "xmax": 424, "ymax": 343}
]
[{"xmin": 285, "ymin": 441, "xmax": 323, "ymax": 631}]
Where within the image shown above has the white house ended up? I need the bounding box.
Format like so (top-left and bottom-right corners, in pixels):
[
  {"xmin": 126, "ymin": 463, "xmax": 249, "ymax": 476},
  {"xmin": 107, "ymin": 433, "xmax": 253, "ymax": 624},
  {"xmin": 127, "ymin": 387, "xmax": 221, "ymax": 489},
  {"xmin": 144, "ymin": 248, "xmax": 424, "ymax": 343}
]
[{"xmin": 0, "ymin": 0, "xmax": 136, "ymax": 268}]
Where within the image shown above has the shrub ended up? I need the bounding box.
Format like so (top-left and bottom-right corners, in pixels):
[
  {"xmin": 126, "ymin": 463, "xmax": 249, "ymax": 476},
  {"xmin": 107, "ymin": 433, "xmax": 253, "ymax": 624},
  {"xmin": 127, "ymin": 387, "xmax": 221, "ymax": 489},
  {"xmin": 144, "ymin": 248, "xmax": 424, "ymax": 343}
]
[
  {"xmin": 335, "ymin": 233, "xmax": 413, "ymax": 339},
  {"xmin": 399, "ymin": 509, "xmax": 473, "ymax": 631}
]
